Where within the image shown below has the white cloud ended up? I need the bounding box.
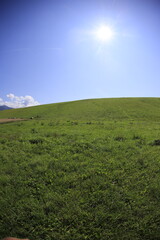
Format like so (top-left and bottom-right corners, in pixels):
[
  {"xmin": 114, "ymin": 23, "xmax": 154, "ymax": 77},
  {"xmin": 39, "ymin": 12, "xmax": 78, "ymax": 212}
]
[
  {"xmin": 0, "ymin": 98, "xmax": 4, "ymax": 105},
  {"xmin": 0, "ymin": 94, "xmax": 40, "ymax": 108},
  {"xmin": 6, "ymin": 93, "xmax": 15, "ymax": 99}
]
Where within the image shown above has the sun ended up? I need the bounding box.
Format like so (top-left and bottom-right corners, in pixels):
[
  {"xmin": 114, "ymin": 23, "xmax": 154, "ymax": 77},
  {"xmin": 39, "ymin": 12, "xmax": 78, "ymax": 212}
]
[{"xmin": 94, "ymin": 24, "xmax": 114, "ymax": 42}]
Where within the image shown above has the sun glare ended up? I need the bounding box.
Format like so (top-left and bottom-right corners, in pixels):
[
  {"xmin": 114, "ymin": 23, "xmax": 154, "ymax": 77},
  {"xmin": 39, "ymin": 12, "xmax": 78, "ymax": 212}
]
[{"xmin": 94, "ymin": 25, "xmax": 114, "ymax": 42}]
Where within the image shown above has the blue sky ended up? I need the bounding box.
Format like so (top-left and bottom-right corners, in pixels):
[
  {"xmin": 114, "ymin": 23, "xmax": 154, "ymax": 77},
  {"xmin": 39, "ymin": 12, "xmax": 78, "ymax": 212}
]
[{"xmin": 0, "ymin": 0, "xmax": 160, "ymax": 107}]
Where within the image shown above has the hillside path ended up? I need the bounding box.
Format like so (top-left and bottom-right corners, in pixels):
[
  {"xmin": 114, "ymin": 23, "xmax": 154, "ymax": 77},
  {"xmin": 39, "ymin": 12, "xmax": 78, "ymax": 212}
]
[{"xmin": 0, "ymin": 118, "xmax": 25, "ymax": 123}]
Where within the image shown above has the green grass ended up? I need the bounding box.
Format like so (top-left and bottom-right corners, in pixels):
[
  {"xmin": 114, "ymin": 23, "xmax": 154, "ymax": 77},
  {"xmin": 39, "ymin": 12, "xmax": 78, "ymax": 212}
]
[
  {"xmin": 0, "ymin": 98, "xmax": 160, "ymax": 121},
  {"xmin": 0, "ymin": 98, "xmax": 160, "ymax": 240}
]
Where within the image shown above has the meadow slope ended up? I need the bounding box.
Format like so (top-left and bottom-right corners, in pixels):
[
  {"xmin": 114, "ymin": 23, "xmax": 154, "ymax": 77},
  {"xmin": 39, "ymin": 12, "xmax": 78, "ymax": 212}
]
[
  {"xmin": 0, "ymin": 98, "xmax": 160, "ymax": 121},
  {"xmin": 0, "ymin": 98, "xmax": 160, "ymax": 240}
]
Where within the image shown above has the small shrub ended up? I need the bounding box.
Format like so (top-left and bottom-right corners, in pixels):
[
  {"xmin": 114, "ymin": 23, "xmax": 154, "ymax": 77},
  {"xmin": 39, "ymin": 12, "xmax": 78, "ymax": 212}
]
[
  {"xmin": 114, "ymin": 136, "xmax": 126, "ymax": 141},
  {"xmin": 70, "ymin": 142, "xmax": 93, "ymax": 154},
  {"xmin": 29, "ymin": 138, "xmax": 44, "ymax": 144},
  {"xmin": 71, "ymin": 121, "xmax": 78, "ymax": 125},
  {"xmin": 0, "ymin": 138, "xmax": 7, "ymax": 144},
  {"xmin": 150, "ymin": 139, "xmax": 160, "ymax": 146},
  {"xmin": 135, "ymin": 138, "xmax": 146, "ymax": 147},
  {"xmin": 35, "ymin": 115, "xmax": 41, "ymax": 119},
  {"xmin": 137, "ymin": 158, "xmax": 148, "ymax": 168},
  {"xmin": 31, "ymin": 128, "xmax": 38, "ymax": 134},
  {"xmin": 132, "ymin": 134, "xmax": 141, "ymax": 140},
  {"xmin": 48, "ymin": 122, "xmax": 54, "ymax": 126}
]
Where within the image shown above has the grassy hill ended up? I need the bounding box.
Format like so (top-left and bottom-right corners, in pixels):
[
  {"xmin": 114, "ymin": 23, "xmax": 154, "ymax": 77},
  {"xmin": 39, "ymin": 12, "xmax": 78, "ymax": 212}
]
[
  {"xmin": 0, "ymin": 98, "xmax": 160, "ymax": 240},
  {"xmin": 0, "ymin": 97, "xmax": 160, "ymax": 121}
]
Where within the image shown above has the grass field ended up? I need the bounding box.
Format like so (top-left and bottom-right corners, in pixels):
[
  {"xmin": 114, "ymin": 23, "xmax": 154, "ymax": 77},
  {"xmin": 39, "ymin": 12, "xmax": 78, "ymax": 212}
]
[{"xmin": 0, "ymin": 98, "xmax": 160, "ymax": 240}]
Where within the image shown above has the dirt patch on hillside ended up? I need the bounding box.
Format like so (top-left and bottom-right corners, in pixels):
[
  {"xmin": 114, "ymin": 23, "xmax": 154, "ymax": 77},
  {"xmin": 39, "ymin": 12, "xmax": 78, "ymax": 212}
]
[{"xmin": 0, "ymin": 118, "xmax": 26, "ymax": 123}]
